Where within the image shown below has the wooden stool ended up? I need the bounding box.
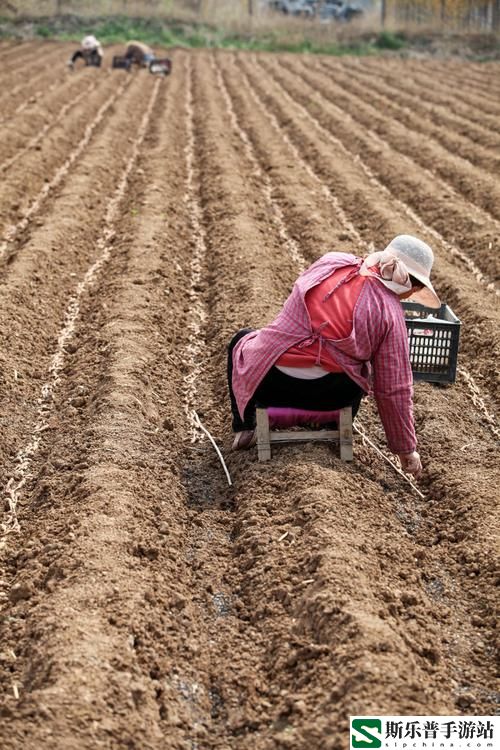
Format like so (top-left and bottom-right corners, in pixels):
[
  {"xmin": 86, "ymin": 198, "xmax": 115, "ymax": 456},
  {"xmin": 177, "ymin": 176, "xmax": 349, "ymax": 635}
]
[{"xmin": 256, "ymin": 406, "xmax": 353, "ymax": 462}]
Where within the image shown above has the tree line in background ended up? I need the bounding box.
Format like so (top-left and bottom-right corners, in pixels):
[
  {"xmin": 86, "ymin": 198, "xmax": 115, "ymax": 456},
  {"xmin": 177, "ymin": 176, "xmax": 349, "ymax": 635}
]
[{"xmin": 1, "ymin": 0, "xmax": 499, "ymax": 31}]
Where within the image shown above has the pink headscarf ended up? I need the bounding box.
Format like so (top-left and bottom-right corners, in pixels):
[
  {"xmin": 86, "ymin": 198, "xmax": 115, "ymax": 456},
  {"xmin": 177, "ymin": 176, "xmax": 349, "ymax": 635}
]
[{"xmin": 360, "ymin": 250, "xmax": 412, "ymax": 296}]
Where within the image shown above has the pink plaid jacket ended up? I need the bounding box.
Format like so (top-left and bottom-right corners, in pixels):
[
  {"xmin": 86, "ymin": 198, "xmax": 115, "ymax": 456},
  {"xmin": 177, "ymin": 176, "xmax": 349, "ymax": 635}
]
[{"xmin": 232, "ymin": 252, "xmax": 416, "ymax": 454}]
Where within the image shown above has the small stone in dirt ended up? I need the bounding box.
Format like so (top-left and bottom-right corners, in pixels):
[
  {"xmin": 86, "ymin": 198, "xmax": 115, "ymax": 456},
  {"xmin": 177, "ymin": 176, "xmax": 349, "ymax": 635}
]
[
  {"xmin": 293, "ymin": 699, "xmax": 307, "ymax": 715},
  {"xmin": 401, "ymin": 593, "xmax": 419, "ymax": 607},
  {"xmin": 133, "ymin": 544, "xmax": 159, "ymax": 561},
  {"xmin": 71, "ymin": 397, "xmax": 86, "ymax": 408},
  {"xmin": 170, "ymin": 595, "xmax": 187, "ymax": 610},
  {"xmin": 64, "ymin": 343, "xmax": 78, "ymax": 354},
  {"xmin": 158, "ymin": 523, "xmax": 169, "ymax": 536},
  {"xmin": 456, "ymin": 694, "xmax": 474, "ymax": 709},
  {"xmin": 9, "ymin": 583, "xmax": 33, "ymax": 603},
  {"xmin": 162, "ymin": 418, "xmax": 174, "ymax": 431},
  {"xmin": 130, "ymin": 682, "xmax": 147, "ymax": 707}
]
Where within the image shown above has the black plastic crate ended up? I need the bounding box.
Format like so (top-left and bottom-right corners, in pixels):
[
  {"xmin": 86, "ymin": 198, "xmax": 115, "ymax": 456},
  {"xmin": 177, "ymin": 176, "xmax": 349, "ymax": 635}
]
[
  {"xmin": 403, "ymin": 301, "xmax": 461, "ymax": 384},
  {"xmin": 112, "ymin": 56, "xmax": 132, "ymax": 71}
]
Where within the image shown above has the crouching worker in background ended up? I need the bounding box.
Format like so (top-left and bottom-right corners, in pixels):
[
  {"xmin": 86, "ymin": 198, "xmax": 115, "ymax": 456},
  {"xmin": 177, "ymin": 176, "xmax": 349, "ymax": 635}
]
[
  {"xmin": 227, "ymin": 235, "xmax": 441, "ymax": 478},
  {"xmin": 124, "ymin": 40, "xmax": 156, "ymax": 67},
  {"xmin": 68, "ymin": 35, "xmax": 103, "ymax": 69}
]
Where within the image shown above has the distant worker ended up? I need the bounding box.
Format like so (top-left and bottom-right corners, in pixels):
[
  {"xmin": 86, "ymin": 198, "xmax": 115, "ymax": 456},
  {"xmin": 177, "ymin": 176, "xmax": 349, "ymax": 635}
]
[
  {"xmin": 124, "ymin": 40, "xmax": 156, "ymax": 67},
  {"xmin": 228, "ymin": 235, "xmax": 441, "ymax": 478},
  {"xmin": 68, "ymin": 35, "xmax": 103, "ymax": 69}
]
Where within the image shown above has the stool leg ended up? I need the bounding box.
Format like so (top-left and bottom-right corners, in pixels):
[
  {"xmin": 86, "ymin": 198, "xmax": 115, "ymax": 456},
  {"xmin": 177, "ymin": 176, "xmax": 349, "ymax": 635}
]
[
  {"xmin": 339, "ymin": 406, "xmax": 353, "ymax": 462},
  {"xmin": 256, "ymin": 408, "xmax": 271, "ymax": 462}
]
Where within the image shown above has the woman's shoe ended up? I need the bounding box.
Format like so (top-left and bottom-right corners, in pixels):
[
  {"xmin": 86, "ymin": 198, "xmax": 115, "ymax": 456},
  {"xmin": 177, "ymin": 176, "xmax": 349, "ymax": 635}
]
[{"xmin": 231, "ymin": 430, "xmax": 256, "ymax": 450}]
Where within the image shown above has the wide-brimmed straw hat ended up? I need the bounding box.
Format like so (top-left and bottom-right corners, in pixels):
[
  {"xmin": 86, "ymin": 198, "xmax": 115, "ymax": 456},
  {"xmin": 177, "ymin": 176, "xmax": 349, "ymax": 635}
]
[{"xmin": 362, "ymin": 235, "xmax": 441, "ymax": 309}]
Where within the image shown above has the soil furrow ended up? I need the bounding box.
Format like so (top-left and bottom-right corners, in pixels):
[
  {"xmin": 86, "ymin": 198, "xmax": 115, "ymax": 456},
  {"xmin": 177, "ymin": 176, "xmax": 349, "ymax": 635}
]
[
  {"xmin": 0, "ymin": 74, "xmax": 100, "ymax": 172},
  {"xmin": 0, "ymin": 56, "xmax": 60, "ymax": 95},
  {"xmin": 0, "ymin": 44, "xmax": 93, "ymax": 124},
  {"xmin": 0, "ymin": 74, "xmax": 156, "ymax": 491},
  {"xmin": 325, "ymin": 56, "xmax": 500, "ymax": 144},
  {"xmin": 209, "ymin": 56, "xmax": 308, "ymax": 274},
  {"xmin": 460, "ymin": 62, "xmax": 500, "ymax": 93},
  {"xmin": 398, "ymin": 59, "xmax": 500, "ymax": 103},
  {"xmin": 216, "ymin": 53, "xmax": 364, "ymax": 260},
  {"xmin": 254, "ymin": 55, "xmax": 498, "ymax": 294},
  {"xmin": 0, "ymin": 42, "xmax": 62, "ymax": 78},
  {"xmin": 314, "ymin": 57, "xmax": 500, "ymax": 177},
  {"xmin": 0, "ymin": 73, "xmax": 133, "ymax": 259},
  {"xmin": 349, "ymin": 58, "xmax": 500, "ymax": 133},
  {"xmin": 0, "ymin": 73, "xmax": 168, "ymax": 749},
  {"xmin": 262, "ymin": 56, "xmax": 500, "ymax": 282}
]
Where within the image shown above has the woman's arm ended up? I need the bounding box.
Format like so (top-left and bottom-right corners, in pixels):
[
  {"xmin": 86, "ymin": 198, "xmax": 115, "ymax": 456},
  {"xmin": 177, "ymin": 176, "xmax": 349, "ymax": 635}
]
[
  {"xmin": 69, "ymin": 49, "xmax": 84, "ymax": 65},
  {"xmin": 372, "ymin": 309, "xmax": 417, "ymax": 457}
]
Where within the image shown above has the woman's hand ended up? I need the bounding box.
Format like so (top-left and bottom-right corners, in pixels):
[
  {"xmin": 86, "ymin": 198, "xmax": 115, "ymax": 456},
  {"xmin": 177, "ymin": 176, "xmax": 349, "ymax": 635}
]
[{"xmin": 398, "ymin": 451, "xmax": 422, "ymax": 478}]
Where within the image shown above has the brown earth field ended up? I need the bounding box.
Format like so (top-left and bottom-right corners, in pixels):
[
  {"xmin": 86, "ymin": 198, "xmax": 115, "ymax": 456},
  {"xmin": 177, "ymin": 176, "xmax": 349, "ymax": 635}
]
[{"xmin": 0, "ymin": 41, "xmax": 498, "ymax": 750}]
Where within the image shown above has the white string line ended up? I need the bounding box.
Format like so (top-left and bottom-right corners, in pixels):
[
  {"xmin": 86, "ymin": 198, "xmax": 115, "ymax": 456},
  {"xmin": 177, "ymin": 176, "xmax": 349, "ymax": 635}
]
[
  {"xmin": 0, "ymin": 79, "xmax": 161, "ymax": 542},
  {"xmin": 182, "ymin": 57, "xmax": 209, "ymax": 443},
  {"xmin": 0, "ymin": 77, "xmax": 99, "ymax": 173},
  {"xmin": 295, "ymin": 57, "xmax": 500, "ymax": 236},
  {"xmin": 0, "ymin": 76, "xmax": 132, "ymax": 261},
  {"xmin": 240, "ymin": 56, "xmax": 499, "ymax": 442},
  {"xmin": 211, "ymin": 55, "xmax": 307, "ymax": 272},
  {"xmin": 353, "ymin": 422, "xmax": 426, "ymax": 500},
  {"xmin": 192, "ymin": 411, "xmax": 232, "ymax": 486},
  {"xmin": 457, "ymin": 367, "xmax": 500, "ymax": 441},
  {"xmin": 252, "ymin": 55, "xmax": 499, "ymax": 298}
]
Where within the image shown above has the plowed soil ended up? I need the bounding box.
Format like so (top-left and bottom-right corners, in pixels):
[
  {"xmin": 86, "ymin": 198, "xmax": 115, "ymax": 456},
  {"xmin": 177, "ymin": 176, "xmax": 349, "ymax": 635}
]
[{"xmin": 0, "ymin": 42, "xmax": 498, "ymax": 750}]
